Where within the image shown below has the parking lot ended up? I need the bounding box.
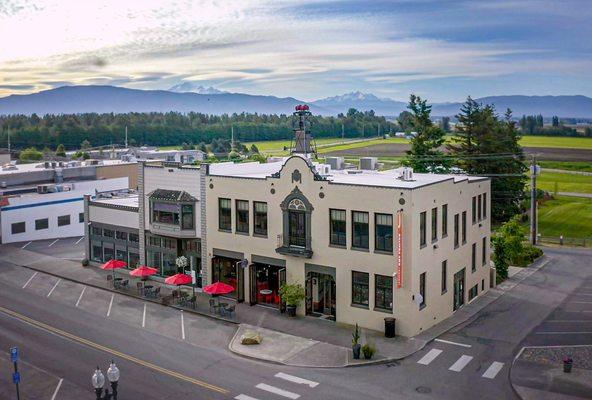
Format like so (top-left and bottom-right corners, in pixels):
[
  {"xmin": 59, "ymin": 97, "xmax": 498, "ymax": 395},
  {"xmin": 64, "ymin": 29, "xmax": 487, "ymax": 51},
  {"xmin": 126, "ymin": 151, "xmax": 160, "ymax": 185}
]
[
  {"xmin": 8, "ymin": 236, "xmax": 86, "ymax": 261},
  {"xmin": 0, "ymin": 263, "xmax": 236, "ymax": 351}
]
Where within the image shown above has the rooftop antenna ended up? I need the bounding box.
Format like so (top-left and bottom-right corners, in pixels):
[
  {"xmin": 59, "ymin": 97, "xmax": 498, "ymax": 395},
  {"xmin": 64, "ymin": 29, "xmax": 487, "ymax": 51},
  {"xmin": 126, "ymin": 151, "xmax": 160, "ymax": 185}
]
[{"xmin": 290, "ymin": 105, "xmax": 317, "ymax": 159}]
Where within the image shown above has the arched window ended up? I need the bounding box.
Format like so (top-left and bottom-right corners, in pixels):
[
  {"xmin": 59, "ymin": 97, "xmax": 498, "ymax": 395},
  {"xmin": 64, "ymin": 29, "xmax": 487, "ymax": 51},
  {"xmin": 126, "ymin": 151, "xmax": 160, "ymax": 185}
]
[{"xmin": 288, "ymin": 198, "xmax": 306, "ymax": 211}]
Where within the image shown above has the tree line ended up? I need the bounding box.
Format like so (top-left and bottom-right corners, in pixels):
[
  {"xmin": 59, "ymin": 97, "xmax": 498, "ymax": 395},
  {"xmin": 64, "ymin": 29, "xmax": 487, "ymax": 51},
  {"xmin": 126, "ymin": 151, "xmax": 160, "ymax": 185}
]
[
  {"xmin": 0, "ymin": 110, "xmax": 397, "ymax": 150},
  {"xmin": 519, "ymin": 114, "xmax": 588, "ymax": 137}
]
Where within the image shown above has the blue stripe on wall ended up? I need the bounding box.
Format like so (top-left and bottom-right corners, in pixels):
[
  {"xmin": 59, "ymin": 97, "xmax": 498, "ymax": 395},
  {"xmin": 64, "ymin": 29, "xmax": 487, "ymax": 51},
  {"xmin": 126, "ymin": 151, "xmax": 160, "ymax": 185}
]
[{"xmin": 2, "ymin": 197, "xmax": 84, "ymax": 211}]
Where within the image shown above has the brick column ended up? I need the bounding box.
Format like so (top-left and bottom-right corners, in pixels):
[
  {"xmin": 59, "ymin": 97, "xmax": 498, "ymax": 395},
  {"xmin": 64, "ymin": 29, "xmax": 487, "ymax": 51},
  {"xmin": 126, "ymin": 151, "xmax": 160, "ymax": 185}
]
[
  {"xmin": 138, "ymin": 161, "xmax": 146, "ymax": 266},
  {"xmin": 199, "ymin": 163, "xmax": 209, "ymax": 285}
]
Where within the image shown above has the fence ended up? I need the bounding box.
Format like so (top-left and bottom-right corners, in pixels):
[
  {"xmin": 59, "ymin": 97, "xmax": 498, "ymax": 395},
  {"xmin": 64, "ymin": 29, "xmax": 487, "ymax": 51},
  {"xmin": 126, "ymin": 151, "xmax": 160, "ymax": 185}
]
[{"xmin": 538, "ymin": 235, "xmax": 592, "ymax": 248}]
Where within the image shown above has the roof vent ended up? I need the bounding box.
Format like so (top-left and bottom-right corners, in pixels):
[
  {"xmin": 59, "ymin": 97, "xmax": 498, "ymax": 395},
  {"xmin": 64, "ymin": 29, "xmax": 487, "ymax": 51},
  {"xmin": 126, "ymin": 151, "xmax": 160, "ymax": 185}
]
[{"xmin": 399, "ymin": 167, "xmax": 414, "ymax": 181}]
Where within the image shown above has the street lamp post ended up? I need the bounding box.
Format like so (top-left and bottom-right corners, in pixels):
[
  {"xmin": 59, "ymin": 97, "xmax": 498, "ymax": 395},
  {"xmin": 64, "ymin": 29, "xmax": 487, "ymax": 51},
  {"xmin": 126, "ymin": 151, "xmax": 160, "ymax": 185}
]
[{"xmin": 92, "ymin": 361, "xmax": 120, "ymax": 400}]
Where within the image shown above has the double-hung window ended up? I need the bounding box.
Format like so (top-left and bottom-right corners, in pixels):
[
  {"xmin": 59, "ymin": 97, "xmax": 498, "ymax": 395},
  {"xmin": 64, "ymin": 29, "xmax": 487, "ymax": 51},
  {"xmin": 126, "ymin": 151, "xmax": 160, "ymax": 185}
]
[
  {"xmin": 472, "ymin": 243, "xmax": 476, "ymax": 272},
  {"xmin": 482, "ymin": 237, "xmax": 487, "ymax": 265},
  {"xmin": 441, "ymin": 260, "xmax": 447, "ymax": 294},
  {"xmin": 454, "ymin": 213, "xmax": 460, "ymax": 248},
  {"xmin": 482, "ymin": 193, "xmax": 487, "ymax": 219},
  {"xmin": 431, "ymin": 207, "xmax": 438, "ymax": 242},
  {"xmin": 442, "ymin": 204, "xmax": 448, "ymax": 237},
  {"xmin": 219, "ymin": 198, "xmax": 232, "ymax": 231},
  {"xmin": 352, "ymin": 271, "xmax": 369, "ymax": 307},
  {"xmin": 352, "ymin": 211, "xmax": 369, "ymax": 249},
  {"xmin": 375, "ymin": 213, "xmax": 393, "ymax": 252},
  {"xmin": 462, "ymin": 211, "xmax": 467, "ymax": 244},
  {"xmin": 420, "ymin": 211, "xmax": 427, "ymax": 247},
  {"xmin": 236, "ymin": 200, "xmax": 249, "ymax": 233},
  {"xmin": 472, "ymin": 196, "xmax": 477, "ymax": 224},
  {"xmin": 330, "ymin": 209, "xmax": 347, "ymax": 246},
  {"xmin": 254, "ymin": 202, "xmax": 268, "ymax": 236},
  {"xmin": 477, "ymin": 194, "xmax": 482, "ymax": 221},
  {"xmin": 419, "ymin": 272, "xmax": 426, "ymax": 309}
]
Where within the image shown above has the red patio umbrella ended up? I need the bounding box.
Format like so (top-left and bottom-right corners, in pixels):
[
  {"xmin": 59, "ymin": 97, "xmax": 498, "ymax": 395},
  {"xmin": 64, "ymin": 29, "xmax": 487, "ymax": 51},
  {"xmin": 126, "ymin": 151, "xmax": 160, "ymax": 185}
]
[
  {"xmin": 203, "ymin": 281, "xmax": 235, "ymax": 295},
  {"xmin": 101, "ymin": 259, "xmax": 127, "ymax": 284},
  {"xmin": 129, "ymin": 265, "xmax": 158, "ymax": 278},
  {"xmin": 165, "ymin": 273, "xmax": 193, "ymax": 298}
]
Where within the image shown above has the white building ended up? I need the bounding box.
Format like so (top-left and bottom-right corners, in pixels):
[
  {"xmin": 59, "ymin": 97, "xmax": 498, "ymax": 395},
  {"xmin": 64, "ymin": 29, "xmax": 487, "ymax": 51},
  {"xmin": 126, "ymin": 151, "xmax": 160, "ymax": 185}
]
[{"xmin": 1, "ymin": 178, "xmax": 130, "ymax": 243}]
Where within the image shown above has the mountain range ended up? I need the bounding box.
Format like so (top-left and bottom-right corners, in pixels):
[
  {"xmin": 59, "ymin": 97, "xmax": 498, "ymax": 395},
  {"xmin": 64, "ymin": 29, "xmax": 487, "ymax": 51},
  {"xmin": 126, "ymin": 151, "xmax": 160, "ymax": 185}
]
[{"xmin": 1, "ymin": 85, "xmax": 591, "ymax": 118}]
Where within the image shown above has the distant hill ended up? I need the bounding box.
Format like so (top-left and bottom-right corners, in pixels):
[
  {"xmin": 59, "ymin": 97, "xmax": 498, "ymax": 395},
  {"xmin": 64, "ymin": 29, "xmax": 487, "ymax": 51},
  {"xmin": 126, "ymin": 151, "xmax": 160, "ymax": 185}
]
[
  {"xmin": 0, "ymin": 85, "xmax": 591, "ymax": 118},
  {"xmin": 0, "ymin": 85, "xmax": 329, "ymax": 116}
]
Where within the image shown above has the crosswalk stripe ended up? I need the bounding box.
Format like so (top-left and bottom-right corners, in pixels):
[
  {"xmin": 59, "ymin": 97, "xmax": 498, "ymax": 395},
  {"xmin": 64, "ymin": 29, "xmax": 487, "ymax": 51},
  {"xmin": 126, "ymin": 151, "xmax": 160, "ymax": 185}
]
[
  {"xmin": 275, "ymin": 372, "xmax": 319, "ymax": 388},
  {"xmin": 256, "ymin": 383, "xmax": 300, "ymax": 399},
  {"xmin": 417, "ymin": 348, "xmax": 443, "ymax": 365},
  {"xmin": 482, "ymin": 362, "xmax": 504, "ymax": 379},
  {"xmin": 449, "ymin": 355, "xmax": 473, "ymax": 372},
  {"xmin": 235, "ymin": 395, "xmax": 259, "ymax": 400}
]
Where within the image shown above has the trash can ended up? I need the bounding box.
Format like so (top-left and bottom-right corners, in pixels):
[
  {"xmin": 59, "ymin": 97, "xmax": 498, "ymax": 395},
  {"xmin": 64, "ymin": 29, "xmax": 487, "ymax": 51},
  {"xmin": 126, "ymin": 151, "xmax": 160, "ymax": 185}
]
[{"xmin": 384, "ymin": 317, "xmax": 396, "ymax": 338}]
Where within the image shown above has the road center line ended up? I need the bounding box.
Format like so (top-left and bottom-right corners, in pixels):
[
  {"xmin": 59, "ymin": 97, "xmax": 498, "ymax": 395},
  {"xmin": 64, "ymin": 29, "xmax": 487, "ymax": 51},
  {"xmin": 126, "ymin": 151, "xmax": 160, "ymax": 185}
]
[
  {"xmin": 75, "ymin": 286, "xmax": 86, "ymax": 307},
  {"xmin": 47, "ymin": 279, "xmax": 61, "ymax": 298},
  {"xmin": 21, "ymin": 241, "xmax": 32, "ymax": 249},
  {"xmin": 48, "ymin": 239, "xmax": 59, "ymax": 247},
  {"xmin": 275, "ymin": 372, "xmax": 319, "ymax": 388},
  {"xmin": 142, "ymin": 303, "xmax": 146, "ymax": 328},
  {"xmin": 434, "ymin": 338, "xmax": 472, "ymax": 348},
  {"xmin": 106, "ymin": 294, "xmax": 114, "ymax": 317},
  {"xmin": 181, "ymin": 311, "xmax": 185, "ymax": 340},
  {"xmin": 75, "ymin": 236, "xmax": 85, "ymax": 245},
  {"xmin": 50, "ymin": 378, "xmax": 64, "ymax": 400},
  {"xmin": 449, "ymin": 355, "xmax": 473, "ymax": 372},
  {"xmin": 22, "ymin": 272, "xmax": 38, "ymax": 289},
  {"xmin": 255, "ymin": 383, "xmax": 300, "ymax": 399},
  {"xmin": 0, "ymin": 305, "xmax": 229, "ymax": 394}
]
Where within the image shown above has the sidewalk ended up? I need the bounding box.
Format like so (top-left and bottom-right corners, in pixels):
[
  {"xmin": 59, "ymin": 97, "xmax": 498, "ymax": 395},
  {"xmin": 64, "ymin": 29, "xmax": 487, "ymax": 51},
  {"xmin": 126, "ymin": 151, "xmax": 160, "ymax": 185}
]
[{"xmin": 0, "ymin": 246, "xmax": 551, "ymax": 368}]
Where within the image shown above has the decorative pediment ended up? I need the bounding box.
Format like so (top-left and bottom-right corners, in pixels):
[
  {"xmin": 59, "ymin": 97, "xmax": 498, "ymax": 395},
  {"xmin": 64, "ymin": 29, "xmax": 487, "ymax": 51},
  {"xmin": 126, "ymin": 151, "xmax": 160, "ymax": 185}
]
[{"xmin": 270, "ymin": 156, "xmax": 326, "ymax": 182}]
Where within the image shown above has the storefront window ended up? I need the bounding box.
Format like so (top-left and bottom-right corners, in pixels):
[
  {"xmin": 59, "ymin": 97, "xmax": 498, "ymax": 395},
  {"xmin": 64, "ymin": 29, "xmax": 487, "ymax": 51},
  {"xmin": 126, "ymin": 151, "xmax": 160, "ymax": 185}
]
[
  {"xmin": 103, "ymin": 244, "xmax": 115, "ymax": 262},
  {"xmin": 116, "ymin": 249, "xmax": 127, "ymax": 263},
  {"xmin": 375, "ymin": 274, "xmax": 393, "ymax": 311},
  {"xmin": 147, "ymin": 250, "xmax": 161, "ymax": 269},
  {"xmin": 254, "ymin": 202, "xmax": 268, "ymax": 236},
  {"xmin": 129, "ymin": 251, "xmax": 140, "ymax": 269},
  {"xmin": 352, "ymin": 271, "xmax": 369, "ymax": 307},
  {"xmin": 212, "ymin": 257, "xmax": 238, "ymax": 298},
  {"xmin": 92, "ymin": 243, "xmax": 103, "ymax": 262},
  {"xmin": 162, "ymin": 253, "xmax": 177, "ymax": 276},
  {"xmin": 254, "ymin": 264, "xmax": 284, "ymax": 306}
]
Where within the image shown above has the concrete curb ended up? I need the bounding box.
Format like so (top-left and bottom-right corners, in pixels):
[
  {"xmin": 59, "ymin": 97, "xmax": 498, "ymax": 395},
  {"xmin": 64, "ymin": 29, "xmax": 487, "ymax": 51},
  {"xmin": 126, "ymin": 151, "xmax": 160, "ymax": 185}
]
[{"xmin": 14, "ymin": 263, "xmax": 239, "ymax": 325}]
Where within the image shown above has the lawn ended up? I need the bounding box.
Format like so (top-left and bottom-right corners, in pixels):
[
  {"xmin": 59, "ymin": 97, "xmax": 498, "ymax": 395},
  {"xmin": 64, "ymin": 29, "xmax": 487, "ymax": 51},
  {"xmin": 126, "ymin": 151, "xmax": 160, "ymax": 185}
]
[
  {"xmin": 318, "ymin": 137, "xmax": 408, "ymax": 154},
  {"xmin": 535, "ymin": 171, "xmax": 592, "ymax": 194},
  {"xmin": 519, "ymin": 136, "xmax": 592, "ymax": 149},
  {"xmin": 537, "ymin": 196, "xmax": 592, "ymax": 239},
  {"xmin": 539, "ymin": 161, "xmax": 592, "ymax": 173}
]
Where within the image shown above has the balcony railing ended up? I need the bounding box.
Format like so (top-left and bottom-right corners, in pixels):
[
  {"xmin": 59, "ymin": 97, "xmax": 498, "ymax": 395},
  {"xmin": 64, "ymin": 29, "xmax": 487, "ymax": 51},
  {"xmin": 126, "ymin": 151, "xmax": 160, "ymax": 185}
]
[{"xmin": 275, "ymin": 234, "xmax": 313, "ymax": 258}]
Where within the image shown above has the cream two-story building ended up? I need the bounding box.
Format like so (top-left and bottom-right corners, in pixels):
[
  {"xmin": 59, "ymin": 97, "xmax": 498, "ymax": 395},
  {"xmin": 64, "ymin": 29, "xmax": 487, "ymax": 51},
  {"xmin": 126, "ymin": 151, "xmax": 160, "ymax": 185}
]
[{"xmin": 202, "ymin": 155, "xmax": 491, "ymax": 337}]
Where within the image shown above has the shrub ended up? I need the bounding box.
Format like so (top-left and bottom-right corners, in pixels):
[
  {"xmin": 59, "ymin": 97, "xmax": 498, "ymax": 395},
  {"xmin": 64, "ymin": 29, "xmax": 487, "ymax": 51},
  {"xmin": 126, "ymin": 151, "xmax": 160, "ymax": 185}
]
[
  {"xmin": 81, "ymin": 258, "xmax": 89, "ymax": 266},
  {"xmin": 362, "ymin": 343, "xmax": 376, "ymax": 359},
  {"xmin": 278, "ymin": 283, "xmax": 305, "ymax": 306},
  {"xmin": 352, "ymin": 323, "xmax": 360, "ymax": 346}
]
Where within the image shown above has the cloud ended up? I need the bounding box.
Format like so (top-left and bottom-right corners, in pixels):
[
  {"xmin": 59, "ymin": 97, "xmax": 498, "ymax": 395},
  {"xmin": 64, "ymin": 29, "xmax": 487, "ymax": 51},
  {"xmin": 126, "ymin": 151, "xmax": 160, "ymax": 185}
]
[{"xmin": 0, "ymin": 84, "xmax": 35, "ymax": 90}]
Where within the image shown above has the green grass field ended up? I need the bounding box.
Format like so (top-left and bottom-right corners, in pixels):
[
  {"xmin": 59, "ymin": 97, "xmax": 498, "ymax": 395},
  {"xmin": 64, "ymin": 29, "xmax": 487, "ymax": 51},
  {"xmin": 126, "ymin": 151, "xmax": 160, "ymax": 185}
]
[
  {"xmin": 539, "ymin": 161, "xmax": 592, "ymax": 173},
  {"xmin": 519, "ymin": 135, "xmax": 592, "ymax": 149},
  {"xmin": 537, "ymin": 196, "xmax": 592, "ymax": 238},
  {"xmin": 536, "ymin": 171, "xmax": 592, "ymax": 194}
]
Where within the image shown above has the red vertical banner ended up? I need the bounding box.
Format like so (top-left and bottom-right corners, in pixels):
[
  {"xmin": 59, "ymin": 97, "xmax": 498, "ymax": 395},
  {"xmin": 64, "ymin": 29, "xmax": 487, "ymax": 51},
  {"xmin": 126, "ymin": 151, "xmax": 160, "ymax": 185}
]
[{"xmin": 397, "ymin": 210, "xmax": 403, "ymax": 288}]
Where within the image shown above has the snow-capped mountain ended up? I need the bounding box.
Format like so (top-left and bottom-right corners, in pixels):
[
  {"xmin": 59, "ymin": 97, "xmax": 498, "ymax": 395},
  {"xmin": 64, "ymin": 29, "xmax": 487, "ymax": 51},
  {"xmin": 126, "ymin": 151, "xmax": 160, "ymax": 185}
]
[
  {"xmin": 312, "ymin": 91, "xmax": 407, "ymax": 116},
  {"xmin": 168, "ymin": 82, "xmax": 227, "ymax": 95}
]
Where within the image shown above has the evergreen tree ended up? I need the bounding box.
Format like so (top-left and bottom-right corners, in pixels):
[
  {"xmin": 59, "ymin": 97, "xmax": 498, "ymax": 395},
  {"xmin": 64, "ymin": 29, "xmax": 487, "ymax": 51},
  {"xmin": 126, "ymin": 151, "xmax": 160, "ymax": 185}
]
[
  {"xmin": 447, "ymin": 96, "xmax": 481, "ymax": 173},
  {"xmin": 551, "ymin": 116, "xmax": 559, "ymax": 127},
  {"xmin": 404, "ymin": 95, "xmax": 449, "ymax": 172},
  {"xmin": 440, "ymin": 116, "xmax": 451, "ymax": 132}
]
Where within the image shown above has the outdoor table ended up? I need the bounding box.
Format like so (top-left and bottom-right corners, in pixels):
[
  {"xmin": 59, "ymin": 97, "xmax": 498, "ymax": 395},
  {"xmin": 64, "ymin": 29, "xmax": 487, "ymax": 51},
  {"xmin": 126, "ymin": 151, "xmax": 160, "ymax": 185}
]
[
  {"xmin": 144, "ymin": 285, "xmax": 154, "ymax": 297},
  {"xmin": 218, "ymin": 302, "xmax": 229, "ymax": 316},
  {"xmin": 259, "ymin": 289, "xmax": 272, "ymax": 295}
]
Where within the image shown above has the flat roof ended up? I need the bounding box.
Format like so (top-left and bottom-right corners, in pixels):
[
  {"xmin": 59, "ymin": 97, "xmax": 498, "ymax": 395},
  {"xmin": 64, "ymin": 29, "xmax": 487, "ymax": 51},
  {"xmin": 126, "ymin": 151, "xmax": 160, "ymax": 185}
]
[
  {"xmin": 91, "ymin": 194, "xmax": 139, "ymax": 208},
  {"xmin": 208, "ymin": 157, "xmax": 487, "ymax": 189},
  {"xmin": 0, "ymin": 159, "xmax": 136, "ymax": 176}
]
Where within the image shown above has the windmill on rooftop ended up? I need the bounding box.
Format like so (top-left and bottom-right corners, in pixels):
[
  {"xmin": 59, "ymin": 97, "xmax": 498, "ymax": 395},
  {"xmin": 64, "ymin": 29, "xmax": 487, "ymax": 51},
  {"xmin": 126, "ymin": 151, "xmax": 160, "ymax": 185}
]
[{"xmin": 290, "ymin": 104, "xmax": 317, "ymax": 159}]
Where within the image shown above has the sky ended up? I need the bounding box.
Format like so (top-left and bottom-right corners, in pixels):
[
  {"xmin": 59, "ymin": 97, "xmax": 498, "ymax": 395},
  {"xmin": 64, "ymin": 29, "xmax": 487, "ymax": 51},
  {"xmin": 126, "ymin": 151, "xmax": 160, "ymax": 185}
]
[{"xmin": 0, "ymin": 0, "xmax": 591, "ymax": 102}]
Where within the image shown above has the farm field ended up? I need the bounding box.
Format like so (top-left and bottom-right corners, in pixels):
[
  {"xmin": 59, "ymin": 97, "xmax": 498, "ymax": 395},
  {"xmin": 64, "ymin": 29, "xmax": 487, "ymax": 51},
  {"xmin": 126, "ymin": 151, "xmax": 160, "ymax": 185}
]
[
  {"xmin": 536, "ymin": 196, "xmax": 592, "ymax": 239},
  {"xmin": 536, "ymin": 171, "xmax": 592, "ymax": 194},
  {"xmin": 519, "ymin": 135, "xmax": 592, "ymax": 149}
]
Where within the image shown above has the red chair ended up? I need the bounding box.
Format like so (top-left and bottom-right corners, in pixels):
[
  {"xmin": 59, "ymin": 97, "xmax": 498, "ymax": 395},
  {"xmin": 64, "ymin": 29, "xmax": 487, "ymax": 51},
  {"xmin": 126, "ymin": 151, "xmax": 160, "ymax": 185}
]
[{"xmin": 274, "ymin": 293, "xmax": 281, "ymax": 305}]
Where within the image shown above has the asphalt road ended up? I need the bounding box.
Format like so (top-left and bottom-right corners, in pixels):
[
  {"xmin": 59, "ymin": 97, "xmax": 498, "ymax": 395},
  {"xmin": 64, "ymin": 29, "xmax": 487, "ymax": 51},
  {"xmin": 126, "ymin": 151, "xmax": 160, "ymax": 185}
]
[{"xmin": 0, "ymin": 245, "xmax": 590, "ymax": 400}]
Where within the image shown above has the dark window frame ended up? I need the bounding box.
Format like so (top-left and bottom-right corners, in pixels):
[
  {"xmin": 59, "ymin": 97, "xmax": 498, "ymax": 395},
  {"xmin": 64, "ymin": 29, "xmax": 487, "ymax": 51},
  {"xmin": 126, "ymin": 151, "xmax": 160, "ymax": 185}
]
[
  {"xmin": 375, "ymin": 213, "xmax": 393, "ymax": 252},
  {"xmin": 35, "ymin": 218, "xmax": 49, "ymax": 231},
  {"xmin": 79, "ymin": 212, "xmax": 85, "ymax": 223},
  {"xmin": 330, "ymin": 208, "xmax": 347, "ymax": 246},
  {"xmin": 431, "ymin": 207, "xmax": 438, "ymax": 242},
  {"xmin": 462, "ymin": 211, "xmax": 467, "ymax": 244},
  {"xmin": 419, "ymin": 211, "xmax": 427, "ymax": 247},
  {"xmin": 419, "ymin": 272, "xmax": 427, "ymax": 309},
  {"xmin": 11, "ymin": 222, "xmax": 26, "ymax": 234},
  {"xmin": 218, "ymin": 198, "xmax": 232, "ymax": 231},
  {"xmin": 442, "ymin": 204, "xmax": 448, "ymax": 237},
  {"xmin": 483, "ymin": 193, "xmax": 487, "ymax": 219},
  {"xmin": 482, "ymin": 236, "xmax": 487, "ymax": 266},
  {"xmin": 351, "ymin": 211, "xmax": 369, "ymax": 250},
  {"xmin": 471, "ymin": 242, "xmax": 477, "ymax": 272},
  {"xmin": 57, "ymin": 214, "xmax": 71, "ymax": 227},
  {"xmin": 441, "ymin": 260, "xmax": 447, "ymax": 294},
  {"xmin": 235, "ymin": 199, "xmax": 250, "ymax": 234},
  {"xmin": 454, "ymin": 213, "xmax": 460, "ymax": 248},
  {"xmin": 253, "ymin": 201, "xmax": 268, "ymax": 236},
  {"xmin": 374, "ymin": 274, "xmax": 393, "ymax": 311},
  {"xmin": 472, "ymin": 196, "xmax": 477, "ymax": 224},
  {"xmin": 352, "ymin": 271, "xmax": 370, "ymax": 307}
]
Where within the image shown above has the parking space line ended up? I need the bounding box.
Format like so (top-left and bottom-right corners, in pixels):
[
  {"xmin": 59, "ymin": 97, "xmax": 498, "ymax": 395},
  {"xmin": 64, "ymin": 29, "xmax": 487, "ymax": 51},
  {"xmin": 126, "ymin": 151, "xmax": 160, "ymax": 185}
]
[
  {"xmin": 181, "ymin": 311, "xmax": 185, "ymax": 340},
  {"xmin": 142, "ymin": 304, "xmax": 146, "ymax": 328},
  {"xmin": 47, "ymin": 279, "xmax": 61, "ymax": 298},
  {"xmin": 75, "ymin": 236, "xmax": 84, "ymax": 245},
  {"xmin": 106, "ymin": 294, "xmax": 114, "ymax": 317},
  {"xmin": 275, "ymin": 372, "xmax": 319, "ymax": 388},
  {"xmin": 255, "ymin": 383, "xmax": 300, "ymax": 399},
  {"xmin": 434, "ymin": 338, "xmax": 471, "ymax": 348},
  {"xmin": 50, "ymin": 378, "xmax": 63, "ymax": 400},
  {"xmin": 22, "ymin": 272, "xmax": 38, "ymax": 289},
  {"xmin": 449, "ymin": 355, "xmax": 473, "ymax": 372},
  {"xmin": 75, "ymin": 287, "xmax": 86, "ymax": 307},
  {"xmin": 482, "ymin": 362, "xmax": 504, "ymax": 379},
  {"xmin": 21, "ymin": 241, "xmax": 32, "ymax": 249},
  {"xmin": 235, "ymin": 395, "xmax": 259, "ymax": 400},
  {"xmin": 48, "ymin": 239, "xmax": 59, "ymax": 247},
  {"xmin": 417, "ymin": 348, "xmax": 443, "ymax": 365}
]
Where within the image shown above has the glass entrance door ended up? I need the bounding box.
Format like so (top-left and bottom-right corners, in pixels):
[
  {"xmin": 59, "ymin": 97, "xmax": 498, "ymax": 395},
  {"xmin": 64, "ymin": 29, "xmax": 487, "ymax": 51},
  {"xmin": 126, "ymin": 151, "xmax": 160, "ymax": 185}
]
[
  {"xmin": 453, "ymin": 268, "xmax": 465, "ymax": 311},
  {"xmin": 306, "ymin": 272, "xmax": 336, "ymax": 320}
]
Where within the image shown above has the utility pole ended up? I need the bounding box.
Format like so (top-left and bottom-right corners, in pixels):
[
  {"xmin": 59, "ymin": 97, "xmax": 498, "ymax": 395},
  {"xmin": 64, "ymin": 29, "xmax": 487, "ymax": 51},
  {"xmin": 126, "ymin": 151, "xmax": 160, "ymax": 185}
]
[
  {"xmin": 530, "ymin": 155, "xmax": 538, "ymax": 245},
  {"xmin": 125, "ymin": 126, "xmax": 128, "ymax": 148},
  {"xmin": 341, "ymin": 124, "xmax": 344, "ymax": 140},
  {"xmin": 7, "ymin": 126, "xmax": 11, "ymax": 154}
]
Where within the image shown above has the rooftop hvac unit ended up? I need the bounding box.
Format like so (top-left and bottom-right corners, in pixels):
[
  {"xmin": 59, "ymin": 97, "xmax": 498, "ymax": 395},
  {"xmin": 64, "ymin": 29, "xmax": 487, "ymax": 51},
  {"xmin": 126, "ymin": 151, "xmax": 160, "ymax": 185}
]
[
  {"xmin": 360, "ymin": 157, "xmax": 377, "ymax": 170},
  {"xmin": 399, "ymin": 167, "xmax": 414, "ymax": 181},
  {"xmin": 326, "ymin": 157, "xmax": 344, "ymax": 170},
  {"xmin": 37, "ymin": 184, "xmax": 55, "ymax": 194}
]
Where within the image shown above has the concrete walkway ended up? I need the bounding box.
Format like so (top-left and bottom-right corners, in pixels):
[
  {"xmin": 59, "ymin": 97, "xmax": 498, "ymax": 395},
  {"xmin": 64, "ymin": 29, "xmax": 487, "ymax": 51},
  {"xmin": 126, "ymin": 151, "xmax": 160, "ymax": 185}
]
[{"xmin": 0, "ymin": 245, "xmax": 551, "ymax": 368}]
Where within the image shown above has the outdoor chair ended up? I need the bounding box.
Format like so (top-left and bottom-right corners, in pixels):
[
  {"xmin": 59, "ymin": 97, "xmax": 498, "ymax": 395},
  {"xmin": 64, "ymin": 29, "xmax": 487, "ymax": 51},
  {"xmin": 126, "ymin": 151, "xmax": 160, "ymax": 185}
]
[
  {"xmin": 209, "ymin": 298, "xmax": 219, "ymax": 313},
  {"xmin": 189, "ymin": 296, "xmax": 197, "ymax": 309},
  {"xmin": 107, "ymin": 275, "xmax": 112, "ymax": 282},
  {"xmin": 154, "ymin": 287, "xmax": 161, "ymax": 298},
  {"xmin": 136, "ymin": 282, "xmax": 143, "ymax": 294},
  {"xmin": 223, "ymin": 305, "xmax": 235, "ymax": 318}
]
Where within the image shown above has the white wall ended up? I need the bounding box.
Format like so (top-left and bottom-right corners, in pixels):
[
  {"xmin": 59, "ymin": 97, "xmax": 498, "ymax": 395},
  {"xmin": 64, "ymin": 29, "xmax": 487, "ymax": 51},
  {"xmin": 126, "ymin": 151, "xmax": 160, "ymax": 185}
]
[{"xmin": 1, "ymin": 178, "xmax": 128, "ymax": 243}]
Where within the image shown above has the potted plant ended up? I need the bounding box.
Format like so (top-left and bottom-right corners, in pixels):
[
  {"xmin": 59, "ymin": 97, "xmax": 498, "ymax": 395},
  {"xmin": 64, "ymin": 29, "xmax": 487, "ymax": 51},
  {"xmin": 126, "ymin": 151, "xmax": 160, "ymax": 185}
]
[
  {"xmin": 362, "ymin": 343, "xmax": 376, "ymax": 360},
  {"xmin": 563, "ymin": 356, "xmax": 573, "ymax": 373},
  {"xmin": 352, "ymin": 324, "xmax": 361, "ymax": 359},
  {"xmin": 81, "ymin": 258, "xmax": 89, "ymax": 267},
  {"xmin": 278, "ymin": 283, "xmax": 305, "ymax": 317}
]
